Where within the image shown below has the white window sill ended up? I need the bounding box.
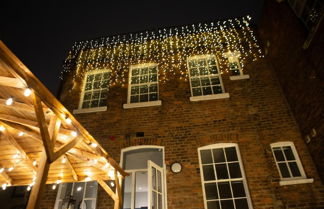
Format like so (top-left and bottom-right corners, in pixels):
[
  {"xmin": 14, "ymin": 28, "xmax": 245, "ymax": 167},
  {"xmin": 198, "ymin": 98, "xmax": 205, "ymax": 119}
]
[
  {"xmin": 123, "ymin": 100, "xmax": 162, "ymax": 109},
  {"xmin": 73, "ymin": 106, "xmax": 107, "ymax": 114},
  {"xmin": 279, "ymin": 178, "xmax": 314, "ymax": 186},
  {"xmin": 229, "ymin": 74, "xmax": 250, "ymax": 80},
  {"xmin": 190, "ymin": 93, "xmax": 230, "ymax": 102}
]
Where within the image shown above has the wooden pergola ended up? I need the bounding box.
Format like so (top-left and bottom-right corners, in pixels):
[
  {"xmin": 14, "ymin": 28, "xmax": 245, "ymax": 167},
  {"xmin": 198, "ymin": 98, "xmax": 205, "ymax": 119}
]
[{"xmin": 0, "ymin": 41, "xmax": 126, "ymax": 209}]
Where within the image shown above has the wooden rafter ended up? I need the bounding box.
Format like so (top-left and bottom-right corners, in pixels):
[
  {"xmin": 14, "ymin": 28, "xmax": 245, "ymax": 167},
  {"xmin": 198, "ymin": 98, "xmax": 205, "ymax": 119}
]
[
  {"xmin": 0, "ymin": 76, "xmax": 25, "ymax": 88},
  {"xmin": 52, "ymin": 136, "xmax": 82, "ymax": 162},
  {"xmin": 115, "ymin": 169, "xmax": 122, "ymax": 209},
  {"xmin": 64, "ymin": 154, "xmax": 78, "ymax": 181},
  {"xmin": 97, "ymin": 178, "xmax": 117, "ymax": 201},
  {"xmin": 0, "ymin": 167, "xmax": 12, "ymax": 185}
]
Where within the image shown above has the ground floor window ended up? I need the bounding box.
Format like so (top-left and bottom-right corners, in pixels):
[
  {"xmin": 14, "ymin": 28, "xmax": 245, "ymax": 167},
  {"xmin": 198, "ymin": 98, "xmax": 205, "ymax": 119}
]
[
  {"xmin": 54, "ymin": 181, "xmax": 98, "ymax": 209},
  {"xmin": 198, "ymin": 143, "xmax": 253, "ymax": 209},
  {"xmin": 121, "ymin": 146, "xmax": 166, "ymax": 209}
]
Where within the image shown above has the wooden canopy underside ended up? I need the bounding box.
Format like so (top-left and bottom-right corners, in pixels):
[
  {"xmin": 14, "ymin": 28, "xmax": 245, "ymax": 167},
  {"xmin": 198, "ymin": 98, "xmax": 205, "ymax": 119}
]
[{"xmin": 0, "ymin": 41, "xmax": 126, "ymax": 209}]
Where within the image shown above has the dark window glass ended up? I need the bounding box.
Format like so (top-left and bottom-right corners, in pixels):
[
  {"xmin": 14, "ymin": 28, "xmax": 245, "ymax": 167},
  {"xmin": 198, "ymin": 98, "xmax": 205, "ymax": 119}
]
[
  {"xmin": 200, "ymin": 150, "xmax": 213, "ymax": 164},
  {"xmin": 86, "ymin": 74, "xmax": 94, "ymax": 82},
  {"xmin": 220, "ymin": 200, "xmax": 234, "ymax": 209},
  {"xmin": 91, "ymin": 100, "xmax": 99, "ymax": 107},
  {"xmin": 84, "ymin": 92, "xmax": 92, "ymax": 100},
  {"xmin": 140, "ymin": 94, "xmax": 148, "ymax": 102},
  {"xmin": 212, "ymin": 86, "xmax": 222, "ymax": 94},
  {"xmin": 189, "ymin": 61, "xmax": 196, "ymax": 68},
  {"xmin": 140, "ymin": 85, "xmax": 148, "ymax": 94},
  {"xmin": 99, "ymin": 99, "xmax": 106, "ymax": 106},
  {"xmin": 207, "ymin": 201, "xmax": 220, "ymax": 209},
  {"xmin": 149, "ymin": 67, "xmax": 157, "ymax": 74},
  {"xmin": 131, "ymin": 95, "xmax": 139, "ymax": 103},
  {"xmin": 202, "ymin": 87, "xmax": 212, "ymax": 95},
  {"xmin": 93, "ymin": 81, "xmax": 100, "ymax": 89},
  {"xmin": 149, "ymin": 84, "xmax": 157, "ymax": 93},
  {"xmin": 212, "ymin": 149, "xmax": 225, "ymax": 163},
  {"xmin": 92, "ymin": 92, "xmax": 100, "ymax": 99},
  {"xmin": 231, "ymin": 181, "xmax": 246, "ymax": 197},
  {"xmin": 198, "ymin": 59, "xmax": 206, "ymax": 66},
  {"xmin": 209, "ymin": 66, "xmax": 218, "ymax": 74},
  {"xmin": 191, "ymin": 78, "xmax": 201, "ymax": 87},
  {"xmin": 273, "ymin": 148, "xmax": 285, "ymax": 161},
  {"xmin": 218, "ymin": 182, "xmax": 232, "ymax": 199},
  {"xmin": 228, "ymin": 163, "xmax": 242, "ymax": 178},
  {"xmin": 131, "ymin": 76, "xmax": 139, "ymax": 84},
  {"xmin": 190, "ymin": 68, "xmax": 199, "ymax": 76},
  {"xmin": 141, "ymin": 68, "xmax": 148, "ymax": 75},
  {"xmin": 199, "ymin": 67, "xmax": 209, "ymax": 75},
  {"xmin": 215, "ymin": 164, "xmax": 229, "ymax": 179},
  {"xmin": 94, "ymin": 74, "xmax": 102, "ymax": 81},
  {"xmin": 278, "ymin": 163, "xmax": 290, "ymax": 178},
  {"xmin": 283, "ymin": 146, "xmax": 295, "ymax": 160},
  {"xmin": 192, "ymin": 88, "xmax": 202, "ymax": 96},
  {"xmin": 85, "ymin": 83, "xmax": 92, "ymax": 90},
  {"xmin": 234, "ymin": 199, "xmax": 249, "ymax": 209},
  {"xmin": 100, "ymin": 91, "xmax": 107, "ymax": 99},
  {"xmin": 103, "ymin": 72, "xmax": 109, "ymax": 79},
  {"xmin": 82, "ymin": 101, "xmax": 90, "ymax": 108},
  {"xmin": 205, "ymin": 183, "xmax": 218, "ymax": 200},
  {"xmin": 131, "ymin": 86, "xmax": 139, "ymax": 95},
  {"xmin": 207, "ymin": 58, "xmax": 216, "ymax": 65},
  {"xmin": 210, "ymin": 77, "xmax": 220, "ymax": 85},
  {"xmin": 225, "ymin": 147, "xmax": 238, "ymax": 162},
  {"xmin": 203, "ymin": 165, "xmax": 215, "ymax": 181},
  {"xmin": 201, "ymin": 78, "xmax": 211, "ymax": 86},
  {"xmin": 149, "ymin": 93, "xmax": 158, "ymax": 101},
  {"xmin": 101, "ymin": 80, "xmax": 108, "ymax": 88},
  {"xmin": 149, "ymin": 74, "xmax": 157, "ymax": 82},
  {"xmin": 289, "ymin": 162, "xmax": 301, "ymax": 177},
  {"xmin": 140, "ymin": 75, "xmax": 148, "ymax": 83}
]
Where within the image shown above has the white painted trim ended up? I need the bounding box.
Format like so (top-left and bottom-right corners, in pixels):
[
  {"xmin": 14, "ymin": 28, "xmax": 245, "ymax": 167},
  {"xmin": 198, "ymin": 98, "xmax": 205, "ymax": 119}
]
[
  {"xmin": 198, "ymin": 143, "xmax": 254, "ymax": 209},
  {"xmin": 123, "ymin": 100, "xmax": 162, "ymax": 109},
  {"xmin": 190, "ymin": 93, "xmax": 230, "ymax": 102},
  {"xmin": 229, "ymin": 74, "xmax": 250, "ymax": 80},
  {"xmin": 279, "ymin": 178, "xmax": 314, "ymax": 186},
  {"xmin": 73, "ymin": 106, "xmax": 107, "ymax": 114},
  {"xmin": 270, "ymin": 141, "xmax": 307, "ymax": 180}
]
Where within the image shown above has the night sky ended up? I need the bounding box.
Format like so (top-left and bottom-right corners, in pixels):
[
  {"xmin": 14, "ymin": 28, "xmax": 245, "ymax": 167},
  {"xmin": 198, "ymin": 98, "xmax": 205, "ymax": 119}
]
[{"xmin": 1, "ymin": 1, "xmax": 264, "ymax": 95}]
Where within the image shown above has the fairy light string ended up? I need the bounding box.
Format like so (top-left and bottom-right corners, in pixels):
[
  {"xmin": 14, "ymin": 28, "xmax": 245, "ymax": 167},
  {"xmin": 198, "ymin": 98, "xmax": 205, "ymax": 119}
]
[{"xmin": 60, "ymin": 15, "xmax": 264, "ymax": 87}]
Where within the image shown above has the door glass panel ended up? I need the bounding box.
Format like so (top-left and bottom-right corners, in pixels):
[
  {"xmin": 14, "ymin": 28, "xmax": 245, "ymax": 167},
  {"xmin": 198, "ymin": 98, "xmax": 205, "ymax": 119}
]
[
  {"xmin": 72, "ymin": 182, "xmax": 85, "ymax": 209},
  {"xmin": 123, "ymin": 175, "xmax": 132, "ymax": 209},
  {"xmin": 152, "ymin": 167, "xmax": 156, "ymax": 190},
  {"xmin": 135, "ymin": 171, "xmax": 148, "ymax": 209},
  {"xmin": 85, "ymin": 181, "xmax": 98, "ymax": 198},
  {"xmin": 157, "ymin": 170, "xmax": 162, "ymax": 192},
  {"xmin": 84, "ymin": 200, "xmax": 95, "ymax": 209}
]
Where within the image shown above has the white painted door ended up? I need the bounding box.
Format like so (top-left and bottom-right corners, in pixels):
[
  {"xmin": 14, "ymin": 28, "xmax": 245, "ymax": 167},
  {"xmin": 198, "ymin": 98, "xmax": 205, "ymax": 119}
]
[{"xmin": 148, "ymin": 160, "xmax": 164, "ymax": 209}]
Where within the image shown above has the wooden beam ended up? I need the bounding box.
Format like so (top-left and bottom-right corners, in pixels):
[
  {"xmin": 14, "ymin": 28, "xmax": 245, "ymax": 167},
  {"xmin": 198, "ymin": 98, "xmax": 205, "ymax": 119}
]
[
  {"xmin": 33, "ymin": 94, "xmax": 54, "ymax": 162},
  {"xmin": 26, "ymin": 149, "xmax": 50, "ymax": 209},
  {"xmin": 64, "ymin": 154, "xmax": 78, "ymax": 181},
  {"xmin": 115, "ymin": 169, "xmax": 122, "ymax": 209},
  {"xmin": 0, "ymin": 167, "xmax": 12, "ymax": 185},
  {"xmin": 0, "ymin": 114, "xmax": 39, "ymax": 130},
  {"xmin": 0, "ymin": 76, "xmax": 25, "ymax": 88},
  {"xmin": 97, "ymin": 178, "xmax": 117, "ymax": 201},
  {"xmin": 52, "ymin": 137, "xmax": 82, "ymax": 162}
]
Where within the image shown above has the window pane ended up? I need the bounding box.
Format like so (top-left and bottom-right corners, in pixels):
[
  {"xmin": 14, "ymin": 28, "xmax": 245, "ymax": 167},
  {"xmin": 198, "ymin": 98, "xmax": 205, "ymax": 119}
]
[
  {"xmin": 93, "ymin": 81, "xmax": 100, "ymax": 89},
  {"xmin": 84, "ymin": 92, "xmax": 92, "ymax": 100},
  {"xmin": 212, "ymin": 149, "xmax": 225, "ymax": 163},
  {"xmin": 92, "ymin": 91, "xmax": 100, "ymax": 99},
  {"xmin": 218, "ymin": 182, "xmax": 232, "ymax": 199},
  {"xmin": 82, "ymin": 101, "xmax": 90, "ymax": 108},
  {"xmin": 149, "ymin": 84, "xmax": 157, "ymax": 93},
  {"xmin": 231, "ymin": 181, "xmax": 246, "ymax": 197},
  {"xmin": 131, "ymin": 95, "xmax": 139, "ymax": 103},
  {"xmin": 289, "ymin": 162, "xmax": 301, "ymax": 177},
  {"xmin": 103, "ymin": 72, "xmax": 110, "ymax": 79},
  {"xmin": 212, "ymin": 86, "xmax": 222, "ymax": 94},
  {"xmin": 140, "ymin": 75, "xmax": 148, "ymax": 83},
  {"xmin": 131, "ymin": 86, "xmax": 139, "ymax": 95},
  {"xmin": 191, "ymin": 78, "xmax": 201, "ymax": 87},
  {"xmin": 131, "ymin": 76, "xmax": 139, "ymax": 84},
  {"xmin": 72, "ymin": 182, "xmax": 85, "ymax": 208},
  {"xmin": 200, "ymin": 150, "xmax": 213, "ymax": 164},
  {"xmin": 201, "ymin": 78, "xmax": 210, "ymax": 86},
  {"xmin": 90, "ymin": 100, "xmax": 99, "ymax": 107},
  {"xmin": 85, "ymin": 83, "xmax": 92, "ymax": 90},
  {"xmin": 207, "ymin": 58, "xmax": 216, "ymax": 66},
  {"xmin": 202, "ymin": 87, "xmax": 212, "ymax": 95},
  {"xmin": 283, "ymin": 146, "xmax": 295, "ymax": 160},
  {"xmin": 135, "ymin": 172, "xmax": 148, "ymax": 209},
  {"xmin": 234, "ymin": 199, "xmax": 249, "ymax": 209},
  {"xmin": 149, "ymin": 67, "xmax": 157, "ymax": 74},
  {"xmin": 158, "ymin": 194, "xmax": 162, "ymax": 209},
  {"xmin": 209, "ymin": 66, "xmax": 218, "ymax": 74},
  {"xmin": 190, "ymin": 68, "xmax": 199, "ymax": 76},
  {"xmin": 273, "ymin": 148, "xmax": 285, "ymax": 161},
  {"xmin": 215, "ymin": 164, "xmax": 229, "ymax": 179},
  {"xmin": 152, "ymin": 167, "xmax": 156, "ymax": 190},
  {"xmin": 141, "ymin": 68, "xmax": 148, "ymax": 75},
  {"xmin": 192, "ymin": 88, "xmax": 202, "ymax": 96},
  {"xmin": 157, "ymin": 170, "xmax": 162, "ymax": 192},
  {"xmin": 228, "ymin": 163, "xmax": 241, "ymax": 178},
  {"xmin": 207, "ymin": 201, "xmax": 220, "ymax": 209},
  {"xmin": 84, "ymin": 200, "xmax": 95, "ymax": 209},
  {"xmin": 188, "ymin": 60, "xmax": 196, "ymax": 68},
  {"xmin": 85, "ymin": 181, "xmax": 98, "ymax": 198},
  {"xmin": 140, "ymin": 85, "xmax": 149, "ymax": 93},
  {"xmin": 278, "ymin": 163, "xmax": 290, "ymax": 178},
  {"xmin": 94, "ymin": 73, "xmax": 102, "ymax": 81},
  {"xmin": 204, "ymin": 183, "xmax": 218, "ymax": 200},
  {"xmin": 220, "ymin": 200, "xmax": 234, "ymax": 209},
  {"xmin": 203, "ymin": 165, "xmax": 216, "ymax": 181},
  {"xmin": 140, "ymin": 94, "xmax": 148, "ymax": 102},
  {"xmin": 100, "ymin": 91, "xmax": 107, "ymax": 99},
  {"xmin": 198, "ymin": 59, "xmax": 206, "ymax": 66},
  {"xmin": 123, "ymin": 175, "xmax": 132, "ymax": 209},
  {"xmin": 59, "ymin": 183, "xmax": 73, "ymax": 199},
  {"xmin": 86, "ymin": 74, "xmax": 94, "ymax": 82},
  {"xmin": 149, "ymin": 93, "xmax": 158, "ymax": 101},
  {"xmin": 149, "ymin": 74, "xmax": 157, "ymax": 82},
  {"xmin": 199, "ymin": 67, "xmax": 209, "ymax": 75},
  {"xmin": 152, "ymin": 191, "xmax": 157, "ymax": 209},
  {"xmin": 99, "ymin": 99, "xmax": 106, "ymax": 107},
  {"xmin": 225, "ymin": 147, "xmax": 238, "ymax": 162},
  {"xmin": 210, "ymin": 77, "xmax": 220, "ymax": 85},
  {"xmin": 132, "ymin": 69, "xmax": 139, "ymax": 76}
]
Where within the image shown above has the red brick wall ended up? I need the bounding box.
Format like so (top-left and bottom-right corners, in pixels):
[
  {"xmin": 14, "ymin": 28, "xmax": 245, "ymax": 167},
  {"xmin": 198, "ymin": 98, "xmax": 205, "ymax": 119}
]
[
  {"xmin": 258, "ymin": 0, "xmax": 324, "ymax": 182},
  {"xmin": 43, "ymin": 56, "xmax": 324, "ymax": 209}
]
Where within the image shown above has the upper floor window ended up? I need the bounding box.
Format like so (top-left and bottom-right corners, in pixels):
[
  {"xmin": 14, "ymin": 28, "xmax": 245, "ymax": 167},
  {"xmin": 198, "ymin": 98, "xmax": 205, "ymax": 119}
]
[
  {"xmin": 54, "ymin": 181, "xmax": 98, "ymax": 209},
  {"xmin": 79, "ymin": 70, "xmax": 110, "ymax": 109},
  {"xmin": 198, "ymin": 143, "xmax": 253, "ymax": 209},
  {"xmin": 223, "ymin": 51, "xmax": 249, "ymax": 80},
  {"xmin": 124, "ymin": 64, "xmax": 162, "ymax": 109}
]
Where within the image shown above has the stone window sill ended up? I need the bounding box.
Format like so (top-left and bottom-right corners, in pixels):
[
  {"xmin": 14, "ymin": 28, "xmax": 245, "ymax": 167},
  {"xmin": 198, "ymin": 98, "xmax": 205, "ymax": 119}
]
[
  {"xmin": 190, "ymin": 93, "xmax": 230, "ymax": 102},
  {"xmin": 229, "ymin": 74, "xmax": 250, "ymax": 80},
  {"xmin": 73, "ymin": 106, "xmax": 107, "ymax": 114},
  {"xmin": 123, "ymin": 100, "xmax": 162, "ymax": 109},
  {"xmin": 279, "ymin": 178, "xmax": 314, "ymax": 186}
]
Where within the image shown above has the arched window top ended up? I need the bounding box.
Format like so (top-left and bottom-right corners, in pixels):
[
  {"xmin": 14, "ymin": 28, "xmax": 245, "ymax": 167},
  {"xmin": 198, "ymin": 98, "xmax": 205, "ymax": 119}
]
[{"xmin": 198, "ymin": 143, "xmax": 238, "ymax": 151}]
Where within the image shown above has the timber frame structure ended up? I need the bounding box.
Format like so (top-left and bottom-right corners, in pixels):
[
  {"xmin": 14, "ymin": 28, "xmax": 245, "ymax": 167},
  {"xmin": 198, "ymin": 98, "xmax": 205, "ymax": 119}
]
[{"xmin": 0, "ymin": 41, "xmax": 127, "ymax": 209}]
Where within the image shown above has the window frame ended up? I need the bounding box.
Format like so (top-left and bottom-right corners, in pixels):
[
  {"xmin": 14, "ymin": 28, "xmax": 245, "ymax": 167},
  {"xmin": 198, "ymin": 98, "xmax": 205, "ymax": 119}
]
[
  {"xmin": 124, "ymin": 63, "xmax": 162, "ymax": 109},
  {"xmin": 120, "ymin": 145, "xmax": 168, "ymax": 209},
  {"xmin": 187, "ymin": 54, "xmax": 229, "ymax": 102},
  {"xmin": 270, "ymin": 141, "xmax": 307, "ymax": 181},
  {"xmin": 198, "ymin": 143, "xmax": 253, "ymax": 209},
  {"xmin": 223, "ymin": 51, "xmax": 250, "ymax": 80},
  {"xmin": 74, "ymin": 69, "xmax": 111, "ymax": 114}
]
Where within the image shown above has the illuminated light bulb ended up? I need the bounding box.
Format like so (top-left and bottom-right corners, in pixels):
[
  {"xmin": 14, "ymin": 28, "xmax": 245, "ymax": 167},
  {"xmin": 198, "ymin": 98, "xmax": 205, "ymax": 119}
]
[
  {"xmin": 24, "ymin": 88, "xmax": 32, "ymax": 97},
  {"xmin": 56, "ymin": 179, "xmax": 62, "ymax": 184},
  {"xmin": 27, "ymin": 186, "xmax": 31, "ymax": 191},
  {"xmin": 33, "ymin": 160, "xmax": 37, "ymax": 167},
  {"xmin": 2, "ymin": 183, "xmax": 7, "ymax": 190},
  {"xmin": 85, "ymin": 176, "xmax": 92, "ymax": 181},
  {"xmin": 32, "ymin": 176, "xmax": 37, "ymax": 181},
  {"xmin": 65, "ymin": 117, "xmax": 72, "ymax": 125},
  {"xmin": 8, "ymin": 167, "xmax": 14, "ymax": 172},
  {"xmin": 5, "ymin": 98, "xmax": 13, "ymax": 106},
  {"xmin": 103, "ymin": 163, "xmax": 110, "ymax": 169},
  {"xmin": 52, "ymin": 184, "xmax": 57, "ymax": 190},
  {"xmin": 90, "ymin": 143, "xmax": 98, "ymax": 148},
  {"xmin": 0, "ymin": 168, "xmax": 4, "ymax": 173},
  {"xmin": 61, "ymin": 158, "xmax": 67, "ymax": 164},
  {"xmin": 18, "ymin": 132, "xmax": 24, "ymax": 136},
  {"xmin": 0, "ymin": 126, "xmax": 5, "ymax": 132},
  {"xmin": 110, "ymin": 182, "xmax": 115, "ymax": 187},
  {"xmin": 71, "ymin": 131, "xmax": 77, "ymax": 137},
  {"xmin": 13, "ymin": 153, "xmax": 19, "ymax": 159},
  {"xmin": 61, "ymin": 135, "xmax": 68, "ymax": 140},
  {"xmin": 30, "ymin": 181, "xmax": 35, "ymax": 186},
  {"xmin": 108, "ymin": 169, "xmax": 115, "ymax": 180},
  {"xmin": 93, "ymin": 159, "xmax": 98, "ymax": 164},
  {"xmin": 77, "ymin": 186, "xmax": 82, "ymax": 191}
]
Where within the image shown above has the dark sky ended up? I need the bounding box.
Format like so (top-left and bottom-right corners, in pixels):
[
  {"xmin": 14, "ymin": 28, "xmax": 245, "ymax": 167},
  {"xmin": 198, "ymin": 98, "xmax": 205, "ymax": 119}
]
[{"xmin": 1, "ymin": 1, "xmax": 265, "ymax": 95}]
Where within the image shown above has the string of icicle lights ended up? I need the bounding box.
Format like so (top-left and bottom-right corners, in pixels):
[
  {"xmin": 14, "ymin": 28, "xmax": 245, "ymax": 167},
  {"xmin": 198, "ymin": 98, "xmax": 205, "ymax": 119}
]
[{"xmin": 61, "ymin": 15, "xmax": 264, "ymax": 87}]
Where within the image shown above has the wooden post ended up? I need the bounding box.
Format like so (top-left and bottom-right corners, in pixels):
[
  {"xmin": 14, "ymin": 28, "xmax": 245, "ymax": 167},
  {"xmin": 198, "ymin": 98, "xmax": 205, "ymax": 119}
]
[
  {"xmin": 26, "ymin": 149, "xmax": 50, "ymax": 209},
  {"xmin": 114, "ymin": 170, "xmax": 122, "ymax": 209}
]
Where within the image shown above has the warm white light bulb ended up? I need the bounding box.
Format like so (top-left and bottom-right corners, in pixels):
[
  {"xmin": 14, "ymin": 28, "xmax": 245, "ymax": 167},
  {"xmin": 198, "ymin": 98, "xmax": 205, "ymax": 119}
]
[
  {"xmin": 2, "ymin": 183, "xmax": 7, "ymax": 190},
  {"xmin": 52, "ymin": 184, "xmax": 57, "ymax": 190},
  {"xmin": 18, "ymin": 132, "xmax": 24, "ymax": 136},
  {"xmin": 71, "ymin": 131, "xmax": 77, "ymax": 137},
  {"xmin": 8, "ymin": 167, "xmax": 14, "ymax": 172},
  {"xmin": 0, "ymin": 126, "xmax": 5, "ymax": 132},
  {"xmin": 27, "ymin": 186, "xmax": 31, "ymax": 191},
  {"xmin": 24, "ymin": 88, "xmax": 32, "ymax": 97},
  {"xmin": 5, "ymin": 98, "xmax": 13, "ymax": 106},
  {"xmin": 90, "ymin": 143, "xmax": 98, "ymax": 148},
  {"xmin": 77, "ymin": 186, "xmax": 82, "ymax": 191},
  {"xmin": 33, "ymin": 160, "xmax": 37, "ymax": 167},
  {"xmin": 0, "ymin": 168, "xmax": 4, "ymax": 173},
  {"xmin": 85, "ymin": 177, "xmax": 92, "ymax": 181},
  {"xmin": 110, "ymin": 182, "xmax": 115, "ymax": 187},
  {"xmin": 61, "ymin": 158, "xmax": 67, "ymax": 164},
  {"xmin": 65, "ymin": 117, "xmax": 72, "ymax": 124},
  {"xmin": 56, "ymin": 179, "xmax": 62, "ymax": 184}
]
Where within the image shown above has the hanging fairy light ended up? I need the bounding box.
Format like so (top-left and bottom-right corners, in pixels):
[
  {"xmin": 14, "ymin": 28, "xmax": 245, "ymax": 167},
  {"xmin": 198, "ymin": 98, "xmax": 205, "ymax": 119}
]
[
  {"xmin": 24, "ymin": 88, "xmax": 32, "ymax": 97},
  {"xmin": 5, "ymin": 98, "xmax": 14, "ymax": 106},
  {"xmin": 2, "ymin": 183, "xmax": 7, "ymax": 190}
]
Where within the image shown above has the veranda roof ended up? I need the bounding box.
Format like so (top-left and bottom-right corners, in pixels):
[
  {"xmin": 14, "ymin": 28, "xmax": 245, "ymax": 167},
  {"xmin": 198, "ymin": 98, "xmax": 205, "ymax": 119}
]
[{"xmin": 0, "ymin": 41, "xmax": 126, "ymax": 209}]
